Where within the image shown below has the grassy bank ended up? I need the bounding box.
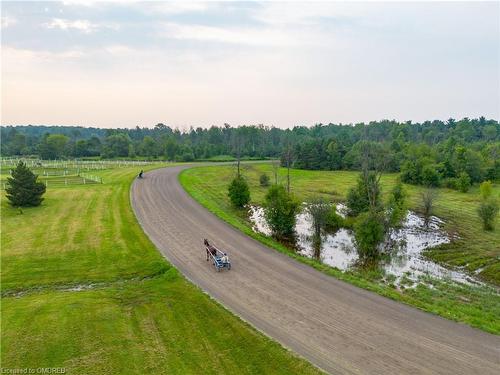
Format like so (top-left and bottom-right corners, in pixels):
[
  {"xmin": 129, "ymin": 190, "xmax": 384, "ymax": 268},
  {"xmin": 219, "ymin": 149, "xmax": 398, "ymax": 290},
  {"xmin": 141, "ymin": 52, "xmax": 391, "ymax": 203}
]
[
  {"xmin": 1, "ymin": 164, "xmax": 319, "ymax": 374},
  {"xmin": 180, "ymin": 164, "xmax": 500, "ymax": 334}
]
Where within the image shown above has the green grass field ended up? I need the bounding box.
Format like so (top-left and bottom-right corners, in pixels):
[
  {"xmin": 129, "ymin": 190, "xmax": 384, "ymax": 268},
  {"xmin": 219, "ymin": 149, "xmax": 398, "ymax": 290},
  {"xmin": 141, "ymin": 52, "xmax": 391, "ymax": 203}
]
[
  {"xmin": 1, "ymin": 164, "xmax": 319, "ymax": 374},
  {"xmin": 180, "ymin": 163, "xmax": 500, "ymax": 334}
]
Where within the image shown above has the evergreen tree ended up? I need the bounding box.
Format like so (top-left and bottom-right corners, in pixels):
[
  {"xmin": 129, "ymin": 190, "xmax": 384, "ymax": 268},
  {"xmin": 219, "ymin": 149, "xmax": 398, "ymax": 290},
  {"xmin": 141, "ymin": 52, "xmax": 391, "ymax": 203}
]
[{"xmin": 5, "ymin": 161, "xmax": 46, "ymax": 207}]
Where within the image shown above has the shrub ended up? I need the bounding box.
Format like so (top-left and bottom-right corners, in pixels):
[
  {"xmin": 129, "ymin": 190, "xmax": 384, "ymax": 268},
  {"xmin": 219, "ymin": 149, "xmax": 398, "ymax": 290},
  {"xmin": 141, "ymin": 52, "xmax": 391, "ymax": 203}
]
[
  {"xmin": 400, "ymin": 160, "xmax": 420, "ymax": 185},
  {"xmin": 346, "ymin": 186, "xmax": 368, "ymax": 217},
  {"xmin": 421, "ymin": 164, "xmax": 441, "ymax": 187},
  {"xmin": 443, "ymin": 177, "xmax": 459, "ymax": 190},
  {"xmin": 346, "ymin": 172, "xmax": 380, "ymax": 216},
  {"xmin": 388, "ymin": 181, "xmax": 407, "ymax": 227},
  {"xmin": 264, "ymin": 184, "xmax": 300, "ymax": 239},
  {"xmin": 420, "ymin": 189, "xmax": 438, "ymax": 226},
  {"xmin": 259, "ymin": 173, "xmax": 270, "ymax": 187},
  {"xmin": 479, "ymin": 181, "xmax": 493, "ymax": 200},
  {"xmin": 354, "ymin": 211, "xmax": 385, "ymax": 260},
  {"xmin": 325, "ymin": 205, "xmax": 343, "ymax": 231},
  {"xmin": 477, "ymin": 181, "xmax": 498, "ymax": 231},
  {"xmin": 228, "ymin": 176, "xmax": 250, "ymax": 208},
  {"xmin": 477, "ymin": 199, "xmax": 499, "ymax": 231},
  {"xmin": 180, "ymin": 152, "xmax": 195, "ymax": 162},
  {"xmin": 457, "ymin": 172, "xmax": 471, "ymax": 193},
  {"xmin": 5, "ymin": 161, "xmax": 46, "ymax": 207}
]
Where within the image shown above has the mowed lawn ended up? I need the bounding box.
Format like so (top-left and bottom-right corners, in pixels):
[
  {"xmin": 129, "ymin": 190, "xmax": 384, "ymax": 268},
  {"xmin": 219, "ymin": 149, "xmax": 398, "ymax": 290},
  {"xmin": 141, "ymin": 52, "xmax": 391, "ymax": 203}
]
[
  {"xmin": 180, "ymin": 164, "xmax": 500, "ymax": 334},
  {"xmin": 1, "ymin": 164, "xmax": 319, "ymax": 375}
]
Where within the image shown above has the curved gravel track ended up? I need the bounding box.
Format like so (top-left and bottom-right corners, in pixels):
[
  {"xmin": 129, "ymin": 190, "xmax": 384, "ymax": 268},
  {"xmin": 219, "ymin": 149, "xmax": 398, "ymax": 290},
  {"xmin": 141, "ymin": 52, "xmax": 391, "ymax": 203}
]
[{"xmin": 131, "ymin": 165, "xmax": 500, "ymax": 375}]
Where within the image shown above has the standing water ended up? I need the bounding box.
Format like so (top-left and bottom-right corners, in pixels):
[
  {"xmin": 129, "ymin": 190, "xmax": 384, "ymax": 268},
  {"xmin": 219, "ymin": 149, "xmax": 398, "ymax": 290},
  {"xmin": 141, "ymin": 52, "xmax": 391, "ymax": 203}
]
[{"xmin": 248, "ymin": 204, "xmax": 481, "ymax": 287}]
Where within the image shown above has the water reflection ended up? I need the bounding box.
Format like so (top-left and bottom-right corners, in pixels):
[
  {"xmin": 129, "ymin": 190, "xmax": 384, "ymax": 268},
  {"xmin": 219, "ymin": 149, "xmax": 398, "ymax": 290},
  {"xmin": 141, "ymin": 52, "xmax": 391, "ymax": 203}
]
[{"xmin": 248, "ymin": 204, "xmax": 481, "ymax": 286}]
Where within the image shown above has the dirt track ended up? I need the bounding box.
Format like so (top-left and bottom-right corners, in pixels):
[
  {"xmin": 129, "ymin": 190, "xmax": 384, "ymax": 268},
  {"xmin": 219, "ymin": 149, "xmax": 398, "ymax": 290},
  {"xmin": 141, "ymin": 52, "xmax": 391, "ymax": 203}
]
[{"xmin": 131, "ymin": 166, "xmax": 499, "ymax": 374}]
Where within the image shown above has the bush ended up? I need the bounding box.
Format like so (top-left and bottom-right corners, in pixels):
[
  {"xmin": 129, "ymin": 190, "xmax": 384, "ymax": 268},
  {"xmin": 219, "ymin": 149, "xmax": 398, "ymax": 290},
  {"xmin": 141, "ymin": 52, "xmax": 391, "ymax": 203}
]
[
  {"xmin": 264, "ymin": 185, "xmax": 300, "ymax": 239},
  {"xmin": 346, "ymin": 186, "xmax": 368, "ymax": 217},
  {"xmin": 228, "ymin": 176, "xmax": 250, "ymax": 208},
  {"xmin": 477, "ymin": 181, "xmax": 498, "ymax": 231},
  {"xmin": 346, "ymin": 172, "xmax": 380, "ymax": 216},
  {"xmin": 477, "ymin": 199, "xmax": 499, "ymax": 231},
  {"xmin": 259, "ymin": 173, "xmax": 270, "ymax": 187},
  {"xmin": 180, "ymin": 152, "xmax": 195, "ymax": 162},
  {"xmin": 400, "ymin": 160, "xmax": 420, "ymax": 185},
  {"xmin": 325, "ymin": 205, "xmax": 344, "ymax": 231},
  {"xmin": 443, "ymin": 177, "xmax": 459, "ymax": 190},
  {"xmin": 388, "ymin": 181, "xmax": 407, "ymax": 227},
  {"xmin": 479, "ymin": 181, "xmax": 493, "ymax": 200},
  {"xmin": 457, "ymin": 172, "xmax": 471, "ymax": 193},
  {"xmin": 354, "ymin": 211, "xmax": 385, "ymax": 259},
  {"xmin": 5, "ymin": 161, "xmax": 46, "ymax": 207},
  {"xmin": 421, "ymin": 164, "xmax": 441, "ymax": 187},
  {"xmin": 420, "ymin": 189, "xmax": 438, "ymax": 226}
]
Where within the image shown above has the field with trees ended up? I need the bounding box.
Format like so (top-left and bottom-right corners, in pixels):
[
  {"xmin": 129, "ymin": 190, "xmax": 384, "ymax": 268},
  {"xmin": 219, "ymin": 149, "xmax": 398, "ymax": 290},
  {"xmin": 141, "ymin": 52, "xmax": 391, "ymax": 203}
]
[
  {"xmin": 0, "ymin": 164, "xmax": 319, "ymax": 374},
  {"xmin": 180, "ymin": 163, "xmax": 500, "ymax": 334}
]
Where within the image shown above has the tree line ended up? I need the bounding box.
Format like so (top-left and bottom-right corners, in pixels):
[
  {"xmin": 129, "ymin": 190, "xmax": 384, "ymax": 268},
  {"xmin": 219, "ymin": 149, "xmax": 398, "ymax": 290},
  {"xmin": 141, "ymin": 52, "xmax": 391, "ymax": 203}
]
[{"xmin": 2, "ymin": 118, "xmax": 499, "ymax": 189}]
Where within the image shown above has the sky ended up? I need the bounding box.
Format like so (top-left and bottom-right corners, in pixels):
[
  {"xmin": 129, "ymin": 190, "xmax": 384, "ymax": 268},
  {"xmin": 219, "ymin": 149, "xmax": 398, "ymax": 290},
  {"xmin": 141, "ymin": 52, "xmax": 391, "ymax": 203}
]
[{"xmin": 1, "ymin": 1, "xmax": 499, "ymax": 129}]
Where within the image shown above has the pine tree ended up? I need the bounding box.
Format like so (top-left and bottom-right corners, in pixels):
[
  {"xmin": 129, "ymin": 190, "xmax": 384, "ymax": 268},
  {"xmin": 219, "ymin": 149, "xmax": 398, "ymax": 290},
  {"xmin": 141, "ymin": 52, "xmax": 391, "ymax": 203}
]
[{"xmin": 5, "ymin": 161, "xmax": 46, "ymax": 207}]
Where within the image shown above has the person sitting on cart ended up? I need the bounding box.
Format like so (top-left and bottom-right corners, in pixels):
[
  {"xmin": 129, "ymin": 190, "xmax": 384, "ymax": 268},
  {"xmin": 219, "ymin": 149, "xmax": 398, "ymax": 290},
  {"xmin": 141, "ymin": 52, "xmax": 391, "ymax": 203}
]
[{"xmin": 221, "ymin": 253, "xmax": 229, "ymax": 264}]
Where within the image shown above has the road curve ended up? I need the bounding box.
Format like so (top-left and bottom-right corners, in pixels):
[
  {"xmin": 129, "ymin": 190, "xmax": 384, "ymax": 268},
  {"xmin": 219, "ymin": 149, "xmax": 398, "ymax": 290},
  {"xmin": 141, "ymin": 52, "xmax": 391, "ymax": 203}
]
[{"xmin": 131, "ymin": 166, "xmax": 499, "ymax": 375}]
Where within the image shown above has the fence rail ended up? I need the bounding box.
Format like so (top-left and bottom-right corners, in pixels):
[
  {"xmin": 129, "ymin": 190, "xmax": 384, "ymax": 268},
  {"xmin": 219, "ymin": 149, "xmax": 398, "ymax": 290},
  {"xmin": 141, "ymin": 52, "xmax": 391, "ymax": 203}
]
[
  {"xmin": 1, "ymin": 176, "xmax": 102, "ymax": 190},
  {"xmin": 0, "ymin": 158, "xmax": 156, "ymax": 171},
  {"xmin": 0, "ymin": 158, "xmax": 161, "ymax": 189},
  {"xmin": 79, "ymin": 173, "xmax": 103, "ymax": 184}
]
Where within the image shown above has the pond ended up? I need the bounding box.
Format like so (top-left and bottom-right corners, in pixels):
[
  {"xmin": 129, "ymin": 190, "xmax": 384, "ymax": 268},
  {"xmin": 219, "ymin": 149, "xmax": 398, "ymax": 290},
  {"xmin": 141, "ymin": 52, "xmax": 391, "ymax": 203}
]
[{"xmin": 248, "ymin": 204, "xmax": 482, "ymax": 287}]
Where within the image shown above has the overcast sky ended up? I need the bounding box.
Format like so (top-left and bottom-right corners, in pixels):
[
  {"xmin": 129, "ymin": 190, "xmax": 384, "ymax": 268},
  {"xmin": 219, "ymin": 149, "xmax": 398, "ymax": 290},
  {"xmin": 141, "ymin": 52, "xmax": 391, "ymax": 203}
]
[{"xmin": 1, "ymin": 1, "xmax": 499, "ymax": 129}]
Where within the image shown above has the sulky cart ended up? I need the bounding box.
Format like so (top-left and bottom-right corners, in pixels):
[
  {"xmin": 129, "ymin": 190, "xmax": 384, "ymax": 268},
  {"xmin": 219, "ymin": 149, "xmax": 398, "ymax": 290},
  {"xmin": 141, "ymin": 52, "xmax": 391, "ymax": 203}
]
[{"xmin": 204, "ymin": 239, "xmax": 231, "ymax": 272}]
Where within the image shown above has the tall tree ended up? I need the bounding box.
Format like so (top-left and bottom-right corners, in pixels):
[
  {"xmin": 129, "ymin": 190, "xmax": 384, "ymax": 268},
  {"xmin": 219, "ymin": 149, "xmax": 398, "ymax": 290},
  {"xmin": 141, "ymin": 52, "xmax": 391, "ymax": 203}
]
[{"xmin": 5, "ymin": 161, "xmax": 46, "ymax": 207}]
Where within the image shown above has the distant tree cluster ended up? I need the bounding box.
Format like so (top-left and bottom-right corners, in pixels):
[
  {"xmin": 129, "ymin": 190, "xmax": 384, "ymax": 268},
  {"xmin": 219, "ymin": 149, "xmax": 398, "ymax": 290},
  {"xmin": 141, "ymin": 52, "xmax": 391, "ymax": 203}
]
[
  {"xmin": 2, "ymin": 119, "xmax": 498, "ymax": 189},
  {"xmin": 1, "ymin": 123, "xmax": 285, "ymax": 161},
  {"xmin": 290, "ymin": 118, "xmax": 499, "ymax": 190}
]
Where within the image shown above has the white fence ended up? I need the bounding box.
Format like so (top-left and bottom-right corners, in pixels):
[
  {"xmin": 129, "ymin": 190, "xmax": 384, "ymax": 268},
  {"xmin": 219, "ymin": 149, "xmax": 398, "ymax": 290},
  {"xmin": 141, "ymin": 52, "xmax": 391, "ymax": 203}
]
[
  {"xmin": 79, "ymin": 173, "xmax": 103, "ymax": 184},
  {"xmin": 0, "ymin": 158, "xmax": 156, "ymax": 171}
]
